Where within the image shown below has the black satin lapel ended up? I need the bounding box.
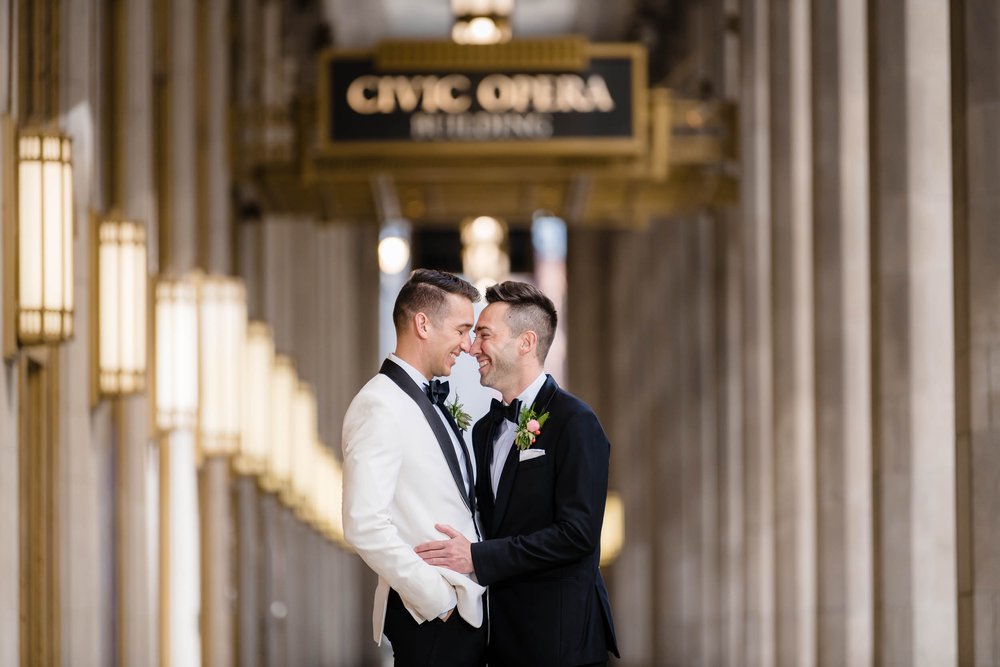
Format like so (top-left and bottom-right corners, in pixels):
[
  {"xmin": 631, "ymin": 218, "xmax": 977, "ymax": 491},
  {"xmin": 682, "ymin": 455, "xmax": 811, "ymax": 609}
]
[
  {"xmin": 490, "ymin": 375, "xmax": 560, "ymax": 533},
  {"xmin": 379, "ymin": 360, "xmax": 472, "ymax": 513},
  {"xmin": 474, "ymin": 419, "xmax": 497, "ymax": 532},
  {"xmin": 440, "ymin": 407, "xmax": 476, "ymax": 513},
  {"xmin": 532, "ymin": 375, "xmax": 559, "ymax": 415}
]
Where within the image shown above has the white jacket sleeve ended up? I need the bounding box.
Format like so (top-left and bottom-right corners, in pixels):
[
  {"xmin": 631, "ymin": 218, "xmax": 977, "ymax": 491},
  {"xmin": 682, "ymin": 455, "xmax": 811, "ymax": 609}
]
[{"xmin": 341, "ymin": 391, "xmax": 456, "ymax": 622}]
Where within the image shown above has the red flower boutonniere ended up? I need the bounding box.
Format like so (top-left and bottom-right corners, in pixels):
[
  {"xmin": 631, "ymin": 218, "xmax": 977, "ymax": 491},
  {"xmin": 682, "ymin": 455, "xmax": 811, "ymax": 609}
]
[{"xmin": 514, "ymin": 405, "xmax": 550, "ymax": 451}]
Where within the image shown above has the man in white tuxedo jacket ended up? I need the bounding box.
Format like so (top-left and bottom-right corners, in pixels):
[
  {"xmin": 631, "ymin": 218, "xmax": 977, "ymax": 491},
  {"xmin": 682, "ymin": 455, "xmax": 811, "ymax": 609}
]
[{"xmin": 342, "ymin": 269, "xmax": 486, "ymax": 667}]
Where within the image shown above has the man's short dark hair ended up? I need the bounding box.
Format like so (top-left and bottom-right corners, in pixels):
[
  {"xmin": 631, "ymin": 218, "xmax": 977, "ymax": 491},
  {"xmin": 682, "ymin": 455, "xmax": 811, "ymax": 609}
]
[
  {"xmin": 485, "ymin": 281, "xmax": 558, "ymax": 362},
  {"xmin": 392, "ymin": 269, "xmax": 480, "ymax": 332}
]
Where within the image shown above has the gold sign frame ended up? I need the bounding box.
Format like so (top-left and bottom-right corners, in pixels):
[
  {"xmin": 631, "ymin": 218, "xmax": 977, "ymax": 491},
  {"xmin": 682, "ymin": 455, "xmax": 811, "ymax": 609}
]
[{"xmin": 316, "ymin": 39, "xmax": 648, "ymax": 159}]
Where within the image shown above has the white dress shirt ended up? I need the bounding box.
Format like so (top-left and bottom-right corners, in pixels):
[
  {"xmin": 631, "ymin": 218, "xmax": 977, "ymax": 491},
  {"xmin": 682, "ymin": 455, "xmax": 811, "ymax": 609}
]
[
  {"xmin": 490, "ymin": 372, "xmax": 548, "ymax": 496},
  {"xmin": 388, "ymin": 354, "xmax": 473, "ymax": 493}
]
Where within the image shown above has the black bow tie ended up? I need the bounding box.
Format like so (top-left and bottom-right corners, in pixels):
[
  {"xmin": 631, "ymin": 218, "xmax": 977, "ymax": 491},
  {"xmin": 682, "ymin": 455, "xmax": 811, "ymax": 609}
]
[
  {"xmin": 425, "ymin": 379, "xmax": 450, "ymax": 406},
  {"xmin": 489, "ymin": 398, "xmax": 521, "ymax": 424}
]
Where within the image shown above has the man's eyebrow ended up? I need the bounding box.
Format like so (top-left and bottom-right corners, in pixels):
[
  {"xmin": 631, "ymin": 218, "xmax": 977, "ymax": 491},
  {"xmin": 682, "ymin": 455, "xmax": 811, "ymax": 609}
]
[{"xmin": 474, "ymin": 325, "xmax": 493, "ymax": 334}]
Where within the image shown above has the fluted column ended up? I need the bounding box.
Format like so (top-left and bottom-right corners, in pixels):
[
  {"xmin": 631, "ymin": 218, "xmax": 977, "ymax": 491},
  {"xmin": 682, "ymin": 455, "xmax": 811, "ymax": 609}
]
[
  {"xmin": 0, "ymin": 6, "xmax": 17, "ymax": 661},
  {"xmin": 59, "ymin": 0, "xmax": 111, "ymax": 662},
  {"xmin": 872, "ymin": 0, "xmax": 958, "ymax": 664},
  {"xmin": 812, "ymin": 0, "xmax": 874, "ymax": 664},
  {"xmin": 768, "ymin": 0, "xmax": 817, "ymax": 664},
  {"xmin": 198, "ymin": 0, "xmax": 236, "ymax": 662},
  {"xmin": 169, "ymin": 0, "xmax": 198, "ymax": 272},
  {"xmin": 607, "ymin": 227, "xmax": 657, "ymax": 666},
  {"xmin": 161, "ymin": 0, "xmax": 201, "ymax": 663},
  {"xmin": 119, "ymin": 0, "xmax": 158, "ymax": 662},
  {"xmin": 718, "ymin": 209, "xmax": 745, "ymax": 667},
  {"xmin": 657, "ymin": 220, "xmax": 692, "ymax": 666},
  {"xmin": 741, "ymin": 0, "xmax": 776, "ymax": 664},
  {"xmin": 956, "ymin": 0, "xmax": 1000, "ymax": 662},
  {"xmin": 694, "ymin": 215, "xmax": 721, "ymax": 667}
]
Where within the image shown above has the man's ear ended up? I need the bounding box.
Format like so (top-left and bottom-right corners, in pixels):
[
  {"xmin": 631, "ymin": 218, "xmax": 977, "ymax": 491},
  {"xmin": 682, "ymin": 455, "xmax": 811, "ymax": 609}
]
[
  {"xmin": 414, "ymin": 312, "xmax": 431, "ymax": 340},
  {"xmin": 519, "ymin": 330, "xmax": 538, "ymax": 356}
]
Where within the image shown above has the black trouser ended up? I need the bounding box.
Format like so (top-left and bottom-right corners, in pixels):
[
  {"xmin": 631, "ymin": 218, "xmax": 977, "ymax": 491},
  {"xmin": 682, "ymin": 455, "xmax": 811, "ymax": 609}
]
[{"xmin": 384, "ymin": 589, "xmax": 487, "ymax": 667}]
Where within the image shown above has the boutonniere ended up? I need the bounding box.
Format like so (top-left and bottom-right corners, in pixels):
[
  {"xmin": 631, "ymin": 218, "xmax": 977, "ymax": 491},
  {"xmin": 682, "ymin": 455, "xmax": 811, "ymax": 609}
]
[
  {"xmin": 514, "ymin": 405, "xmax": 550, "ymax": 451},
  {"xmin": 446, "ymin": 394, "xmax": 472, "ymax": 431}
]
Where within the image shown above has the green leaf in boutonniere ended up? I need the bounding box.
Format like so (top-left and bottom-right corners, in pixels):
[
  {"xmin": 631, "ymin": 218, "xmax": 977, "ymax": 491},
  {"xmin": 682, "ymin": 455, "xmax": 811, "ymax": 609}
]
[
  {"xmin": 446, "ymin": 394, "xmax": 472, "ymax": 431},
  {"xmin": 514, "ymin": 404, "xmax": 550, "ymax": 451}
]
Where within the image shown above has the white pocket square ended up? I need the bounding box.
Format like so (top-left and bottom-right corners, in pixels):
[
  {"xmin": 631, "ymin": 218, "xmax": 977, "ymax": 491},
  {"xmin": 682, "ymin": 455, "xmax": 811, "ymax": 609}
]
[{"xmin": 519, "ymin": 449, "xmax": 546, "ymax": 462}]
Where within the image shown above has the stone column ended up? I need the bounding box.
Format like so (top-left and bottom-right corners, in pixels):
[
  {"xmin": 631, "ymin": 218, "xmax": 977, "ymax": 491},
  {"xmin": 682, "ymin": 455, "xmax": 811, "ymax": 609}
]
[
  {"xmin": 234, "ymin": 476, "xmax": 259, "ymax": 667},
  {"xmin": 59, "ymin": 0, "xmax": 115, "ymax": 663},
  {"xmin": 161, "ymin": 0, "xmax": 201, "ymax": 662},
  {"xmin": 812, "ymin": 0, "xmax": 875, "ymax": 664},
  {"xmin": 717, "ymin": 209, "xmax": 744, "ymax": 667},
  {"xmin": 606, "ymin": 227, "xmax": 658, "ymax": 666},
  {"xmin": 198, "ymin": 0, "xmax": 236, "ymax": 662},
  {"xmin": 169, "ymin": 0, "xmax": 198, "ymax": 272},
  {"xmin": 119, "ymin": 0, "xmax": 158, "ymax": 663},
  {"xmin": 204, "ymin": 0, "xmax": 231, "ymax": 277},
  {"xmin": 768, "ymin": 0, "xmax": 817, "ymax": 664},
  {"xmin": 956, "ymin": 0, "xmax": 1000, "ymax": 662},
  {"xmin": 740, "ymin": 0, "xmax": 776, "ymax": 664},
  {"xmin": 656, "ymin": 220, "xmax": 692, "ymax": 666},
  {"xmin": 872, "ymin": 0, "xmax": 958, "ymax": 664},
  {"xmin": 694, "ymin": 215, "xmax": 721, "ymax": 667},
  {"xmin": 0, "ymin": 27, "xmax": 17, "ymax": 657},
  {"xmin": 235, "ymin": 219, "xmax": 263, "ymax": 665}
]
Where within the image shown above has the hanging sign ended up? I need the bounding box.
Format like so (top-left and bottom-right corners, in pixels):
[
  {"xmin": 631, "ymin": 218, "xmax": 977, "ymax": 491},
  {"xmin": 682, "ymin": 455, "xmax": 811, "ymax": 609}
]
[{"xmin": 318, "ymin": 41, "xmax": 647, "ymax": 157}]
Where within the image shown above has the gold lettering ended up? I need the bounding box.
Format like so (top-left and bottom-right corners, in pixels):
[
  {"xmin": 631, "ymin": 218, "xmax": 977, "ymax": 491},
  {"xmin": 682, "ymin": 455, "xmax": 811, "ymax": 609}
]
[
  {"xmin": 346, "ymin": 75, "xmax": 380, "ymax": 114},
  {"xmin": 530, "ymin": 75, "xmax": 557, "ymax": 113},
  {"xmin": 348, "ymin": 71, "xmax": 615, "ymax": 115},
  {"xmin": 418, "ymin": 76, "xmax": 440, "ymax": 112},
  {"xmin": 509, "ymin": 75, "xmax": 533, "ymax": 113},
  {"xmin": 588, "ymin": 75, "xmax": 615, "ymax": 112},
  {"xmin": 477, "ymin": 74, "xmax": 514, "ymax": 112},
  {"xmin": 435, "ymin": 75, "xmax": 472, "ymax": 113},
  {"xmin": 377, "ymin": 77, "xmax": 396, "ymax": 113},
  {"xmin": 393, "ymin": 76, "xmax": 422, "ymax": 113},
  {"xmin": 557, "ymin": 75, "xmax": 590, "ymax": 112}
]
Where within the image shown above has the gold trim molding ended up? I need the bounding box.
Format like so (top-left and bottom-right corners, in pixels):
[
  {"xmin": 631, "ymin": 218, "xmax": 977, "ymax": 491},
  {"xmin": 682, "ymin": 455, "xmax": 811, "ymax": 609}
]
[{"xmin": 372, "ymin": 37, "xmax": 590, "ymax": 72}]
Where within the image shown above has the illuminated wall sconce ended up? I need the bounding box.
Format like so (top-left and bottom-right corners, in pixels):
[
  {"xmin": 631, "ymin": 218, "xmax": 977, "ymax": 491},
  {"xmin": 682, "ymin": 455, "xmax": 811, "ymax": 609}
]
[
  {"xmin": 234, "ymin": 322, "xmax": 274, "ymax": 476},
  {"xmin": 600, "ymin": 491, "xmax": 624, "ymax": 567},
  {"xmin": 260, "ymin": 355, "xmax": 295, "ymax": 495},
  {"xmin": 313, "ymin": 448, "xmax": 332, "ymax": 536},
  {"xmin": 155, "ymin": 276, "xmax": 198, "ymax": 432},
  {"xmin": 154, "ymin": 273, "xmax": 248, "ymax": 447},
  {"xmin": 451, "ymin": 0, "xmax": 513, "ymax": 44},
  {"xmin": 320, "ymin": 449, "xmax": 346, "ymax": 547},
  {"xmin": 461, "ymin": 215, "xmax": 509, "ymax": 294},
  {"xmin": 197, "ymin": 276, "xmax": 246, "ymax": 459},
  {"xmin": 97, "ymin": 217, "xmax": 147, "ymax": 395},
  {"xmin": 17, "ymin": 131, "xmax": 74, "ymax": 344},
  {"xmin": 285, "ymin": 382, "xmax": 317, "ymax": 509}
]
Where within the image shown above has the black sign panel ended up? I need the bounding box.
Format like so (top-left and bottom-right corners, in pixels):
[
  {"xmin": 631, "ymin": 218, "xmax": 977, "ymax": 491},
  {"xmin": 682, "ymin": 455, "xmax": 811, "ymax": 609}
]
[{"xmin": 319, "ymin": 48, "xmax": 644, "ymax": 157}]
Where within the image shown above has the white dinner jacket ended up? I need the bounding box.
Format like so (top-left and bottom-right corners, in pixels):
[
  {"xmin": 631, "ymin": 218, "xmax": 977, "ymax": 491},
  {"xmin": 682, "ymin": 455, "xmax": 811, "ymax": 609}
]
[{"xmin": 341, "ymin": 370, "xmax": 484, "ymax": 644}]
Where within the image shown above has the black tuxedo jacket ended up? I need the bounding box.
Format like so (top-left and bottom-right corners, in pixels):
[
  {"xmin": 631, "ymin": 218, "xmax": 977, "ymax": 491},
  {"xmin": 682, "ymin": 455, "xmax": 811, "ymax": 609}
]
[{"xmin": 470, "ymin": 376, "xmax": 619, "ymax": 667}]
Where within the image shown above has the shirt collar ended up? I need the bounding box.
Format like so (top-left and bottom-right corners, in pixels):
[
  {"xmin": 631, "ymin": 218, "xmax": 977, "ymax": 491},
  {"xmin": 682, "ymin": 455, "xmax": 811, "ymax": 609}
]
[
  {"xmin": 387, "ymin": 353, "xmax": 432, "ymax": 390},
  {"xmin": 513, "ymin": 372, "xmax": 548, "ymax": 412}
]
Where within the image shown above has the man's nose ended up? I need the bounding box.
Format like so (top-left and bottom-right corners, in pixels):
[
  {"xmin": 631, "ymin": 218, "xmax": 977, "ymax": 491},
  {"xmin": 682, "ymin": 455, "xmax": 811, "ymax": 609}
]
[
  {"xmin": 469, "ymin": 336, "xmax": 481, "ymax": 355},
  {"xmin": 461, "ymin": 333, "xmax": 472, "ymax": 352}
]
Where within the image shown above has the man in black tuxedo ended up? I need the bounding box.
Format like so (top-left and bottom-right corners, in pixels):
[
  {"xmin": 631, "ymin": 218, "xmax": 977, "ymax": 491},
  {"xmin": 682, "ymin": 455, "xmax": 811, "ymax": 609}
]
[{"xmin": 416, "ymin": 281, "xmax": 619, "ymax": 667}]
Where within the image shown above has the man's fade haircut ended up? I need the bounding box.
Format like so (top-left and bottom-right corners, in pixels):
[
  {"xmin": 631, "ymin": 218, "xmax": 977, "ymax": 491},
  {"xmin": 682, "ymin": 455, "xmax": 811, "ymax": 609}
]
[
  {"xmin": 485, "ymin": 281, "xmax": 558, "ymax": 362},
  {"xmin": 392, "ymin": 268, "xmax": 480, "ymax": 332}
]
